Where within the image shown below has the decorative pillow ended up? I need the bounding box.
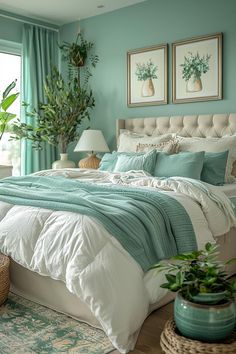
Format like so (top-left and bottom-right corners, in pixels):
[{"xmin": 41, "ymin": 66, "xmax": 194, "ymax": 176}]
[
  {"xmin": 154, "ymin": 151, "xmax": 205, "ymax": 179},
  {"xmin": 136, "ymin": 137, "xmax": 179, "ymax": 154},
  {"xmin": 113, "ymin": 150, "xmax": 156, "ymax": 174},
  {"xmin": 99, "ymin": 153, "xmax": 117, "ymax": 171},
  {"xmin": 177, "ymin": 135, "xmax": 236, "ymax": 183},
  {"xmin": 118, "ymin": 132, "xmax": 173, "ymax": 152},
  {"xmin": 201, "ymin": 151, "xmax": 229, "ymax": 186}
]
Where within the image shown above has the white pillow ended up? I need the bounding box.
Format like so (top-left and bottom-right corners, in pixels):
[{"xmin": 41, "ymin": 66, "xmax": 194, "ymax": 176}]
[
  {"xmin": 118, "ymin": 132, "xmax": 173, "ymax": 152},
  {"xmin": 177, "ymin": 135, "xmax": 236, "ymax": 183}
]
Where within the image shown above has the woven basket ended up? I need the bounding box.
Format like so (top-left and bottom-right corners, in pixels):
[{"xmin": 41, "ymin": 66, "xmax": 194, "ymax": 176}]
[
  {"xmin": 0, "ymin": 254, "xmax": 10, "ymax": 306},
  {"xmin": 161, "ymin": 318, "xmax": 236, "ymax": 354}
]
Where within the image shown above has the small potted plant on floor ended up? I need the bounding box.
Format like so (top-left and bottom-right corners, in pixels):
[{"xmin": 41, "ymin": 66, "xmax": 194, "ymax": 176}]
[
  {"xmin": 150, "ymin": 242, "xmax": 236, "ymax": 342},
  {"xmin": 180, "ymin": 51, "xmax": 211, "ymax": 92},
  {"xmin": 0, "ymin": 80, "xmax": 19, "ymax": 177},
  {"xmin": 135, "ymin": 59, "xmax": 158, "ymax": 97}
]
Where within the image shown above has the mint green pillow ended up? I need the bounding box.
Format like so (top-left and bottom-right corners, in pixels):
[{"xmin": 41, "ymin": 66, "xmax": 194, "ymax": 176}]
[
  {"xmin": 201, "ymin": 150, "xmax": 229, "ymax": 186},
  {"xmin": 113, "ymin": 150, "xmax": 156, "ymax": 174},
  {"xmin": 99, "ymin": 153, "xmax": 117, "ymax": 171},
  {"xmin": 154, "ymin": 151, "xmax": 205, "ymax": 179}
]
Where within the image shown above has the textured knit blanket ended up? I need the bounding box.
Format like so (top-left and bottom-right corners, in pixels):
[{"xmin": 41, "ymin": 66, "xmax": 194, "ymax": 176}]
[{"xmin": 0, "ymin": 175, "xmax": 197, "ymax": 271}]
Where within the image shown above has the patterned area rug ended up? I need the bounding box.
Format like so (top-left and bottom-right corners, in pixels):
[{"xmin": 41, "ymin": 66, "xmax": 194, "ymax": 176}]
[{"xmin": 0, "ymin": 293, "xmax": 114, "ymax": 354}]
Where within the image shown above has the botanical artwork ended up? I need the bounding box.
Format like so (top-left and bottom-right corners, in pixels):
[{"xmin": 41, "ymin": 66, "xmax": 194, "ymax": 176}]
[
  {"xmin": 127, "ymin": 44, "xmax": 167, "ymax": 107},
  {"xmin": 172, "ymin": 33, "xmax": 222, "ymax": 103}
]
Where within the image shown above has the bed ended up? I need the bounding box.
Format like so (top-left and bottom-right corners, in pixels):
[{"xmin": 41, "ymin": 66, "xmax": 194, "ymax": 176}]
[{"xmin": 0, "ymin": 113, "xmax": 236, "ymax": 353}]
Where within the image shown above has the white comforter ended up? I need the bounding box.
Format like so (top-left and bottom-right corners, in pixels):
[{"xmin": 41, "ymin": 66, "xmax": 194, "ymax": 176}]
[{"xmin": 0, "ymin": 169, "xmax": 235, "ymax": 353}]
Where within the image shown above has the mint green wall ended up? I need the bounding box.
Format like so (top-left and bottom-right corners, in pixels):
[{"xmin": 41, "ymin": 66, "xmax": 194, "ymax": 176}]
[
  {"xmin": 0, "ymin": 10, "xmax": 58, "ymax": 44},
  {"xmin": 61, "ymin": 0, "xmax": 236, "ymax": 151},
  {"xmin": 0, "ymin": 16, "xmax": 23, "ymax": 44}
]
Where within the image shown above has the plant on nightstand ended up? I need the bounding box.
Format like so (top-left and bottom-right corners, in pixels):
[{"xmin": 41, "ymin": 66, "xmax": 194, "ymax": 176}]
[
  {"xmin": 150, "ymin": 242, "xmax": 236, "ymax": 342},
  {"xmin": 12, "ymin": 33, "xmax": 99, "ymax": 169}
]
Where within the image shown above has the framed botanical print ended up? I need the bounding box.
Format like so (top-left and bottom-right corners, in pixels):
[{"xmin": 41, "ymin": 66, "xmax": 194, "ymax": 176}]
[
  {"xmin": 172, "ymin": 33, "xmax": 222, "ymax": 103},
  {"xmin": 127, "ymin": 44, "xmax": 167, "ymax": 107}
]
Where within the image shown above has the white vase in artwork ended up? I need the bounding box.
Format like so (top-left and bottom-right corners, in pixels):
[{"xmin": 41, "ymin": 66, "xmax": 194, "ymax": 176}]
[
  {"xmin": 52, "ymin": 153, "xmax": 76, "ymax": 169},
  {"xmin": 186, "ymin": 76, "xmax": 202, "ymax": 92},
  {"xmin": 141, "ymin": 79, "xmax": 155, "ymax": 97},
  {"xmin": 0, "ymin": 165, "xmax": 12, "ymax": 179}
]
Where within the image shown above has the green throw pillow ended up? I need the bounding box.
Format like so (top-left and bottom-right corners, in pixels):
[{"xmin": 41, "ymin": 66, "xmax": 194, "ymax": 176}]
[
  {"xmin": 99, "ymin": 153, "xmax": 117, "ymax": 171},
  {"xmin": 154, "ymin": 151, "xmax": 205, "ymax": 179},
  {"xmin": 201, "ymin": 150, "xmax": 229, "ymax": 186},
  {"xmin": 113, "ymin": 150, "xmax": 156, "ymax": 174}
]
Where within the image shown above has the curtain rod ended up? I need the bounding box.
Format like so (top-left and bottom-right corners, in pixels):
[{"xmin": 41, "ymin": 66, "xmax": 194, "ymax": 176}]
[{"xmin": 0, "ymin": 12, "xmax": 59, "ymax": 32}]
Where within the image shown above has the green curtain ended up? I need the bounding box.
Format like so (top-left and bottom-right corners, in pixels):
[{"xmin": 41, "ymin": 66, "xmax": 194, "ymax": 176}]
[{"xmin": 21, "ymin": 24, "xmax": 58, "ymax": 175}]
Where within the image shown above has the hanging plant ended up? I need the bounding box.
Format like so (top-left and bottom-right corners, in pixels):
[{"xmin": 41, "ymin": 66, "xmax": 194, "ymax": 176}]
[{"xmin": 59, "ymin": 33, "xmax": 99, "ymax": 83}]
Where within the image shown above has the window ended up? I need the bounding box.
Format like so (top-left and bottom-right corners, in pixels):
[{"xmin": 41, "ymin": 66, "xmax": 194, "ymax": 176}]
[{"xmin": 0, "ymin": 49, "xmax": 21, "ymax": 176}]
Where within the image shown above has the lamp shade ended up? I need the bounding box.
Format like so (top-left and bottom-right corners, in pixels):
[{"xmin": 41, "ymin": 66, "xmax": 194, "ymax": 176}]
[{"xmin": 74, "ymin": 130, "xmax": 110, "ymax": 153}]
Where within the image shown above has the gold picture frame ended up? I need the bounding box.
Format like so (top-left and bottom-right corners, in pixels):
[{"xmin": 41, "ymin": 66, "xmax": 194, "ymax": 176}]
[
  {"xmin": 127, "ymin": 44, "xmax": 167, "ymax": 107},
  {"xmin": 172, "ymin": 33, "xmax": 222, "ymax": 104}
]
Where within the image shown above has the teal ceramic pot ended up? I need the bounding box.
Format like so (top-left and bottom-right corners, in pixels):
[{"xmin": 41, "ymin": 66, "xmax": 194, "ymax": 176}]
[
  {"xmin": 192, "ymin": 291, "xmax": 227, "ymax": 305},
  {"xmin": 174, "ymin": 292, "xmax": 235, "ymax": 342}
]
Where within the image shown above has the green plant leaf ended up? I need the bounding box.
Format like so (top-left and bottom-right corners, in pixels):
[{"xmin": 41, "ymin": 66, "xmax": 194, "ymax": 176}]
[
  {"xmin": 1, "ymin": 93, "xmax": 19, "ymax": 111},
  {"xmin": 165, "ymin": 274, "xmax": 176, "ymax": 284},
  {"xmin": 2, "ymin": 80, "xmax": 16, "ymax": 99}
]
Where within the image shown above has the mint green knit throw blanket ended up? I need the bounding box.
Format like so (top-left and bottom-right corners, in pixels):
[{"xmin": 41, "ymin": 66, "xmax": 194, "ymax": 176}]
[{"xmin": 0, "ymin": 176, "xmax": 197, "ymax": 271}]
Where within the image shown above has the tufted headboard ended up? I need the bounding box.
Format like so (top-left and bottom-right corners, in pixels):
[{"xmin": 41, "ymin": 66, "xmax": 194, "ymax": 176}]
[{"xmin": 116, "ymin": 114, "xmax": 236, "ymax": 142}]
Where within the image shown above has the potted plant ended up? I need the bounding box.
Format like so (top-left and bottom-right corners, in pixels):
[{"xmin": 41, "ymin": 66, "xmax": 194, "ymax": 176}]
[
  {"xmin": 0, "ymin": 80, "xmax": 19, "ymax": 177},
  {"xmin": 59, "ymin": 33, "xmax": 99, "ymax": 79},
  {"xmin": 180, "ymin": 52, "xmax": 211, "ymax": 92},
  {"xmin": 135, "ymin": 59, "xmax": 158, "ymax": 97},
  {"xmin": 12, "ymin": 34, "xmax": 98, "ymax": 169},
  {"xmin": 150, "ymin": 242, "xmax": 236, "ymax": 342}
]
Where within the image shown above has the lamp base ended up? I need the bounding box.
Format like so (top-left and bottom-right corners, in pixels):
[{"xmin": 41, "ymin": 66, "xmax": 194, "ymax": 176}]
[{"xmin": 78, "ymin": 154, "xmax": 101, "ymax": 169}]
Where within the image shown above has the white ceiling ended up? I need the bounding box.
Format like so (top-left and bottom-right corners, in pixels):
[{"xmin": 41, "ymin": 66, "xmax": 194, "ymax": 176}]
[{"xmin": 0, "ymin": 0, "xmax": 146, "ymax": 26}]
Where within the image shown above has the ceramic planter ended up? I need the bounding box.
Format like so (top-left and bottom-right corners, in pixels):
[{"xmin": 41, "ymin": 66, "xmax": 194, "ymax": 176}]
[
  {"xmin": 52, "ymin": 154, "xmax": 75, "ymax": 169},
  {"xmin": 141, "ymin": 79, "xmax": 155, "ymax": 97},
  {"xmin": 174, "ymin": 292, "xmax": 235, "ymax": 342},
  {"xmin": 186, "ymin": 76, "xmax": 202, "ymax": 92}
]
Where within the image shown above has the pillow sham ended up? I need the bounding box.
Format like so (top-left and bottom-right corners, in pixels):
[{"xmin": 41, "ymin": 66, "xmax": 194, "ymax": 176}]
[
  {"xmin": 154, "ymin": 151, "xmax": 205, "ymax": 179},
  {"xmin": 177, "ymin": 135, "xmax": 236, "ymax": 183},
  {"xmin": 118, "ymin": 132, "xmax": 173, "ymax": 152},
  {"xmin": 113, "ymin": 150, "xmax": 156, "ymax": 174},
  {"xmin": 201, "ymin": 150, "xmax": 229, "ymax": 186}
]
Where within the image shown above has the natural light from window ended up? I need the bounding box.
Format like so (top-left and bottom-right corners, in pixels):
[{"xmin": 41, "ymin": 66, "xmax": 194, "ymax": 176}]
[{"xmin": 0, "ymin": 52, "xmax": 21, "ymax": 176}]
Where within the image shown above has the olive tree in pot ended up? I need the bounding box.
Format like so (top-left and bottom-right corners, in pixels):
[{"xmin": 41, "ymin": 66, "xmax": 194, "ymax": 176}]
[
  {"xmin": 13, "ymin": 33, "xmax": 98, "ymax": 169},
  {"xmin": 150, "ymin": 243, "xmax": 236, "ymax": 342},
  {"xmin": 0, "ymin": 80, "xmax": 19, "ymax": 177}
]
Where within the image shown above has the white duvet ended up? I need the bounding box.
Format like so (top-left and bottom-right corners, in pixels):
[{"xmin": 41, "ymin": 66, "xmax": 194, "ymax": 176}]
[{"xmin": 0, "ymin": 169, "xmax": 235, "ymax": 353}]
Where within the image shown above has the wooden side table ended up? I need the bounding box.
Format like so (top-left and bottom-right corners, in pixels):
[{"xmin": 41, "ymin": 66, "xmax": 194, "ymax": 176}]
[
  {"xmin": 161, "ymin": 318, "xmax": 236, "ymax": 354},
  {"xmin": 0, "ymin": 253, "xmax": 10, "ymax": 305}
]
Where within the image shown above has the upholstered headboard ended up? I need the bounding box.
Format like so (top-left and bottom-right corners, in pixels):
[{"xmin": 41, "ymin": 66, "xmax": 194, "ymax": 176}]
[{"xmin": 116, "ymin": 114, "xmax": 236, "ymax": 141}]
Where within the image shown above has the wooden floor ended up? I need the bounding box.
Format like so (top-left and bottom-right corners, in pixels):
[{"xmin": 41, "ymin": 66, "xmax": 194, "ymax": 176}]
[{"xmin": 112, "ymin": 301, "xmax": 174, "ymax": 354}]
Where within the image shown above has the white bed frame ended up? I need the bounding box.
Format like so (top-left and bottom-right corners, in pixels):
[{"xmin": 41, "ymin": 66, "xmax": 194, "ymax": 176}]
[{"xmin": 11, "ymin": 113, "xmax": 236, "ymax": 328}]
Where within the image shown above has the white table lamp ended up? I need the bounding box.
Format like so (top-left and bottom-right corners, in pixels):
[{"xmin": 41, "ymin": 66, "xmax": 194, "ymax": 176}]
[{"xmin": 74, "ymin": 130, "xmax": 109, "ymax": 169}]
